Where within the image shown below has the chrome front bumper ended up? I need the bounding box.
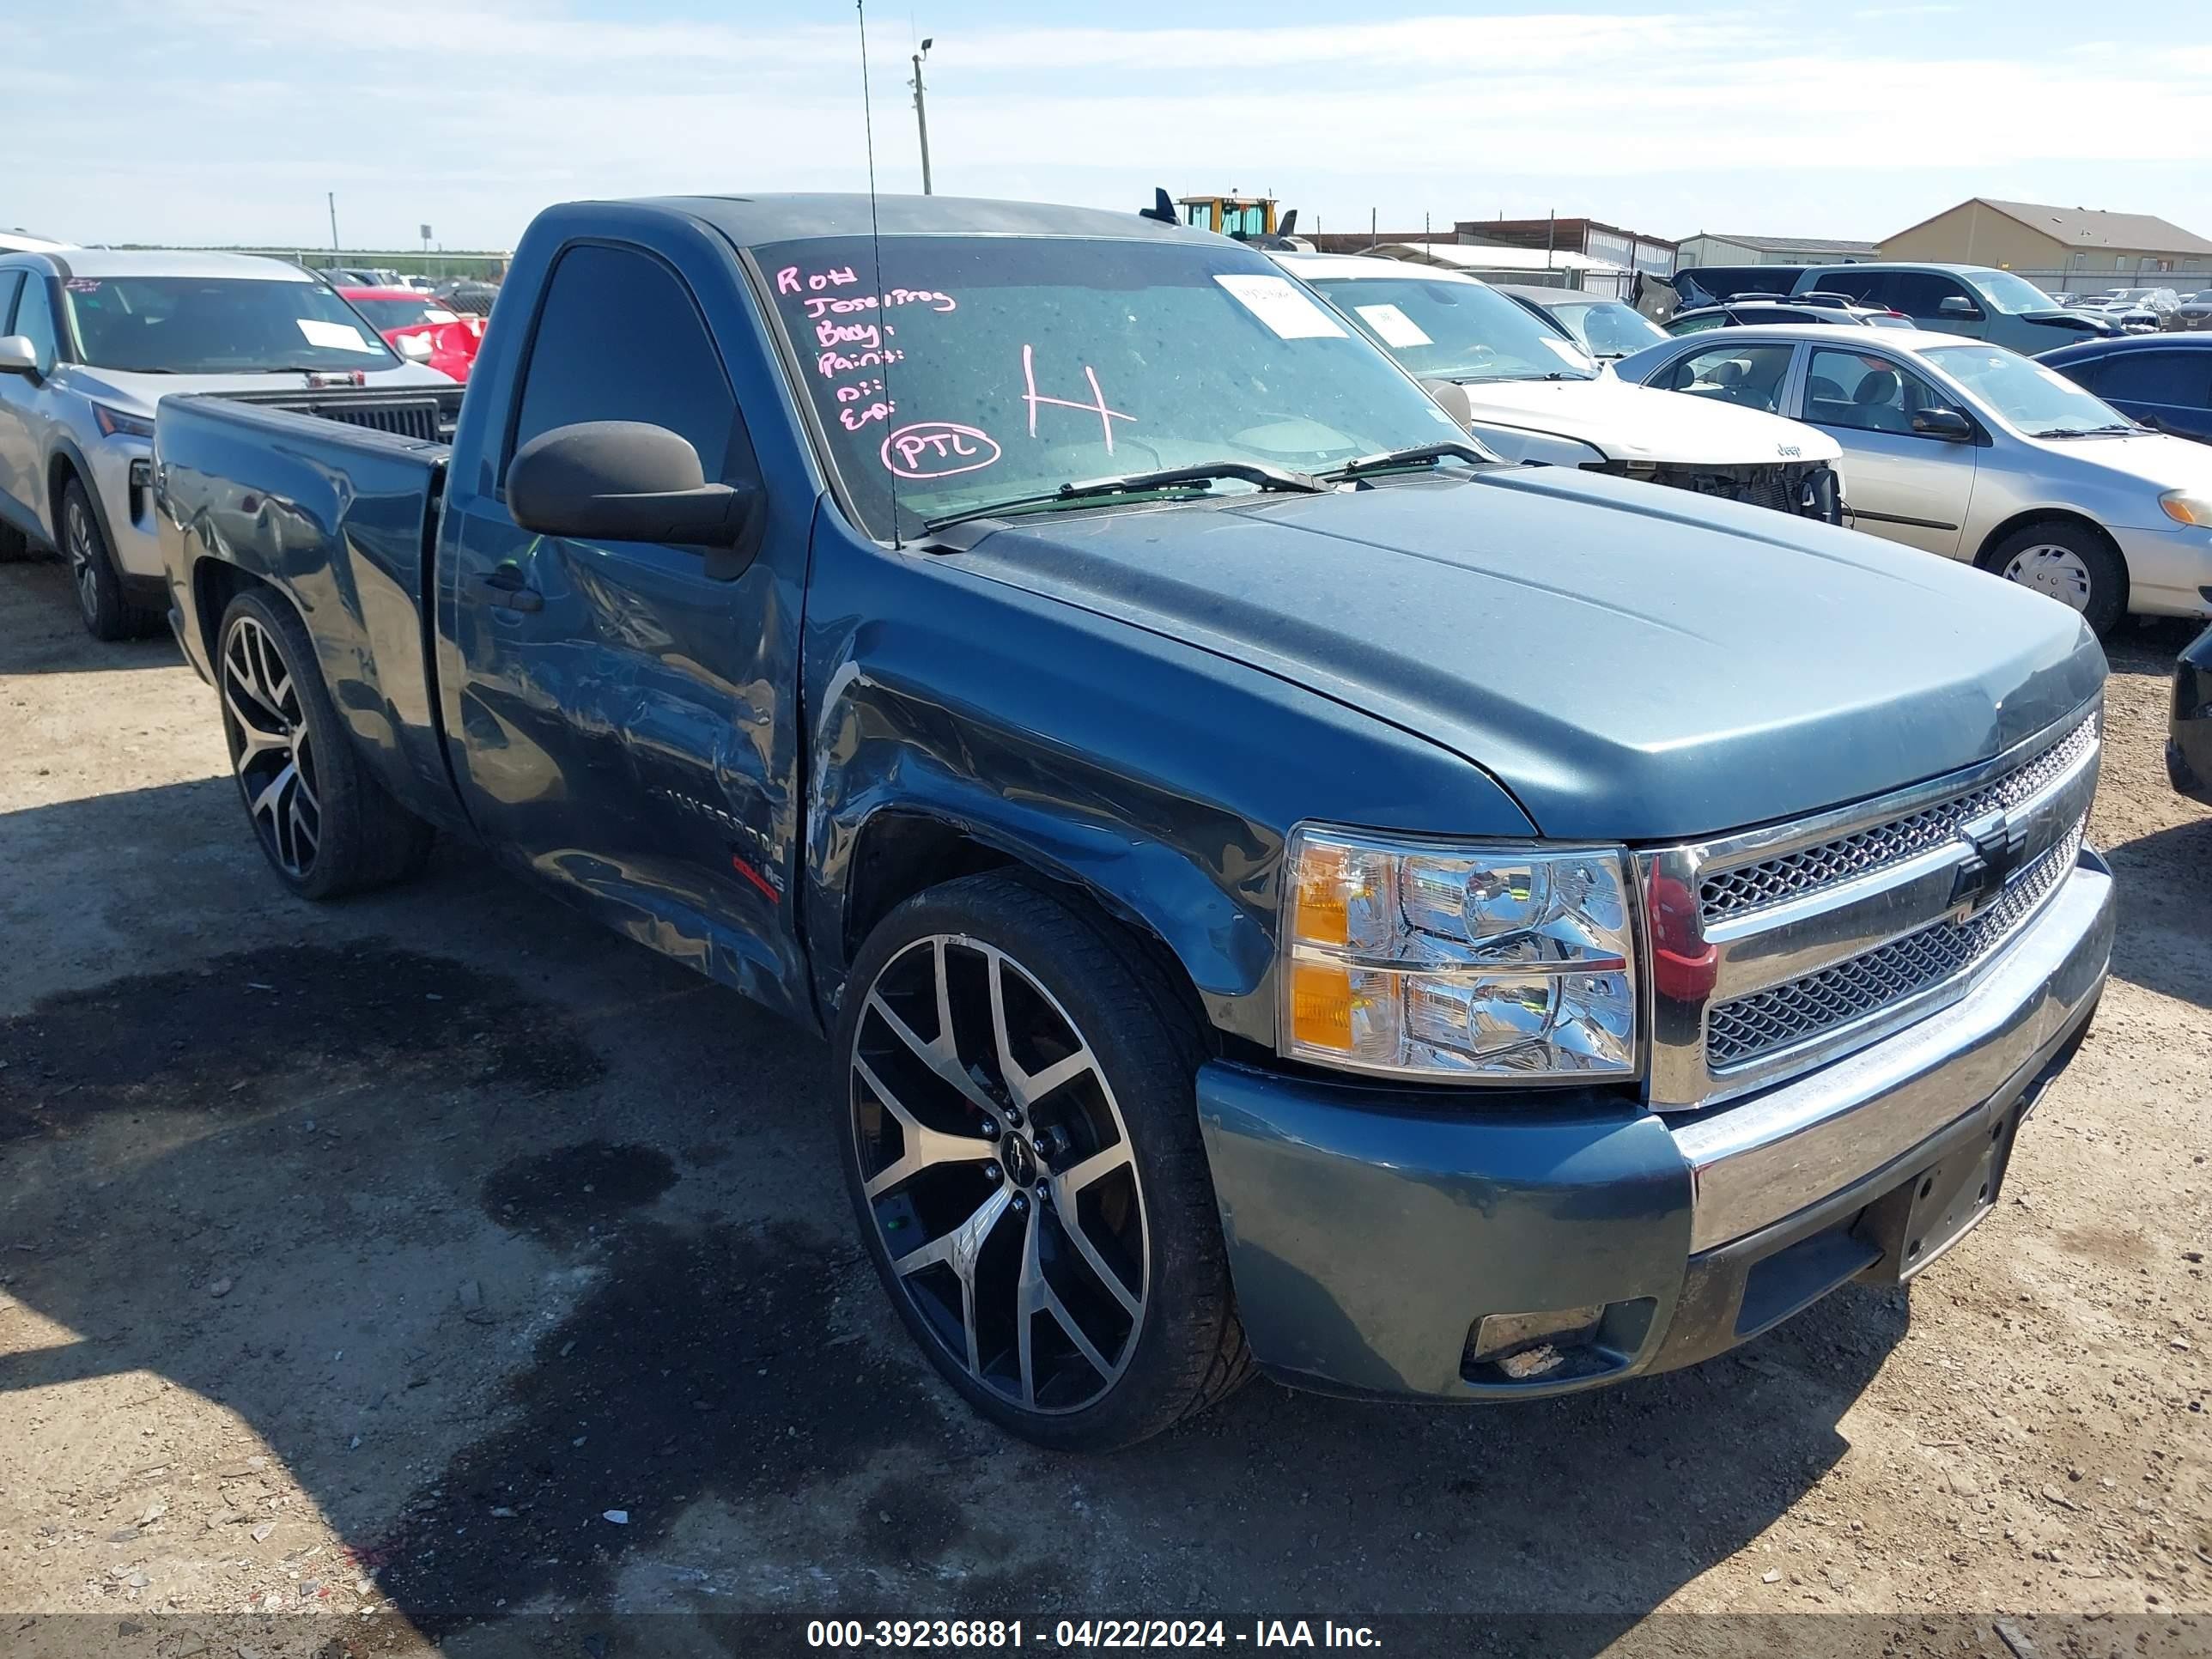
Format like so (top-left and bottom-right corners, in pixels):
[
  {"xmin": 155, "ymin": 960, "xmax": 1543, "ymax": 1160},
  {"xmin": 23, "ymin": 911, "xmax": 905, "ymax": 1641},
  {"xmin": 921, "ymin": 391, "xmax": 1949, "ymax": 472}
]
[{"xmin": 1673, "ymin": 847, "xmax": 2114, "ymax": 1253}]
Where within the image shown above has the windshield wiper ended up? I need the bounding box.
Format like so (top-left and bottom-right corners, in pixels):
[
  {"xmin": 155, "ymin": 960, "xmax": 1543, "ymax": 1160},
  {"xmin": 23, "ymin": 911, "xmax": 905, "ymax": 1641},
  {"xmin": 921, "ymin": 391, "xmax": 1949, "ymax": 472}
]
[
  {"xmin": 2031, "ymin": 422, "xmax": 2137, "ymax": 438},
  {"xmin": 1320, "ymin": 441, "xmax": 1492, "ymax": 481},
  {"xmin": 922, "ymin": 459, "xmax": 1323, "ymax": 532}
]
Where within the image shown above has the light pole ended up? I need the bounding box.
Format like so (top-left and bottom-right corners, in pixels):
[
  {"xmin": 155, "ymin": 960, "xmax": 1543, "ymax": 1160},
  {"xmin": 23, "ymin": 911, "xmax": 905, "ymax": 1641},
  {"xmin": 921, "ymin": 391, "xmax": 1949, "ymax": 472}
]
[{"xmin": 910, "ymin": 37, "xmax": 934, "ymax": 196}]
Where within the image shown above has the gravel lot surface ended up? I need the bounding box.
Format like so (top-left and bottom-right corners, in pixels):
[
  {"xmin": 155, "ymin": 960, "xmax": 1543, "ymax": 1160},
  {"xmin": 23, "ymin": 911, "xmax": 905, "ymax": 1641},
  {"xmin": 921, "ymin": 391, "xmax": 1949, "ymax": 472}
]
[{"xmin": 2, "ymin": 557, "xmax": 2206, "ymax": 1656}]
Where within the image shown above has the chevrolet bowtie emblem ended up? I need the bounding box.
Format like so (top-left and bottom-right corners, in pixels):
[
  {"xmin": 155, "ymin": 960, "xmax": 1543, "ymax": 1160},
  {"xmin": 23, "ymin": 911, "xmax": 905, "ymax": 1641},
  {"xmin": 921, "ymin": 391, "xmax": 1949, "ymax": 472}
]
[{"xmin": 1949, "ymin": 809, "xmax": 2028, "ymax": 917}]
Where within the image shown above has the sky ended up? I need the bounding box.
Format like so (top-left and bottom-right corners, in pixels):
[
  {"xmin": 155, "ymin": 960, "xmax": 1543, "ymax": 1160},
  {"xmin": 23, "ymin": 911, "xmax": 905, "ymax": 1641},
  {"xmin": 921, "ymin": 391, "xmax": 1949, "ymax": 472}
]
[{"xmin": 9, "ymin": 0, "xmax": 2210, "ymax": 255}]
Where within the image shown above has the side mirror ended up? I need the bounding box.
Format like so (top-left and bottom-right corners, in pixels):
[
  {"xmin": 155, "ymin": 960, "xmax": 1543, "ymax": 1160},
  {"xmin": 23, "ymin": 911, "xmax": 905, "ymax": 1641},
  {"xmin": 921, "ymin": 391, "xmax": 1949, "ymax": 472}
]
[
  {"xmin": 393, "ymin": 332, "xmax": 434, "ymax": 362},
  {"xmin": 1938, "ymin": 295, "xmax": 1983, "ymax": 319},
  {"xmin": 0, "ymin": 335, "xmax": 38, "ymax": 376},
  {"xmin": 508, "ymin": 422, "xmax": 763, "ymax": 568},
  {"xmin": 1420, "ymin": 379, "xmax": 1474, "ymax": 428},
  {"xmin": 1911, "ymin": 407, "xmax": 1975, "ymax": 441}
]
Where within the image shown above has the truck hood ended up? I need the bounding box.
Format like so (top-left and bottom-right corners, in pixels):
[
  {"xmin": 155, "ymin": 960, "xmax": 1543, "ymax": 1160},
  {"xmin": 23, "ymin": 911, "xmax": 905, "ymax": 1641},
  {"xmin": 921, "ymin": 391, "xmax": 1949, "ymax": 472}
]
[
  {"xmin": 945, "ymin": 468, "xmax": 2103, "ymax": 842},
  {"xmin": 1455, "ymin": 373, "xmax": 1843, "ymax": 465},
  {"xmin": 57, "ymin": 361, "xmax": 455, "ymax": 417}
]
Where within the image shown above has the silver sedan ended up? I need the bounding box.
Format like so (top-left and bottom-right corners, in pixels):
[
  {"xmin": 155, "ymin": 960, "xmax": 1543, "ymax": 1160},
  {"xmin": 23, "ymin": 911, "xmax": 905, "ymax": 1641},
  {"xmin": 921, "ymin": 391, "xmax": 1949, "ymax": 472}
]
[{"xmin": 1611, "ymin": 324, "xmax": 2212, "ymax": 635}]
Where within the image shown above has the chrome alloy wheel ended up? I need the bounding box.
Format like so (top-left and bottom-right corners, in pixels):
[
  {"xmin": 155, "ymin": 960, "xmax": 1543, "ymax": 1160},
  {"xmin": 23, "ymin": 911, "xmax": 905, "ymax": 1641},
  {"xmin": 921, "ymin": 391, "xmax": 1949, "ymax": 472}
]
[
  {"xmin": 219, "ymin": 615, "xmax": 321, "ymax": 878},
  {"xmin": 64, "ymin": 494, "xmax": 100, "ymax": 623},
  {"xmin": 850, "ymin": 934, "xmax": 1148, "ymax": 1413},
  {"xmin": 2002, "ymin": 543, "xmax": 2093, "ymax": 612}
]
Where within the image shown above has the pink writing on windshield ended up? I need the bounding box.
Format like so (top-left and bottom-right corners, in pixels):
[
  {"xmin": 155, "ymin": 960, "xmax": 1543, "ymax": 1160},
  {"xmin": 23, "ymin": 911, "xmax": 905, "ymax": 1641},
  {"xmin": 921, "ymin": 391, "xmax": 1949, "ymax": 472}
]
[
  {"xmin": 776, "ymin": 264, "xmax": 860, "ymax": 295},
  {"xmin": 801, "ymin": 288, "xmax": 957, "ymax": 320},
  {"xmin": 1021, "ymin": 344, "xmax": 1134, "ymax": 454},
  {"xmin": 817, "ymin": 348, "xmax": 904, "ymax": 379},
  {"xmin": 882, "ymin": 422, "xmax": 1002, "ymax": 479}
]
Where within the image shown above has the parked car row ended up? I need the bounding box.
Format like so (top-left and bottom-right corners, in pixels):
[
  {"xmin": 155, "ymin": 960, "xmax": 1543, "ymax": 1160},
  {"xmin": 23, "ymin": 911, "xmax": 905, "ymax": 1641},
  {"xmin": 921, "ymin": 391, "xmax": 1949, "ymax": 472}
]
[{"xmin": 1674, "ymin": 262, "xmax": 2127, "ymax": 353}]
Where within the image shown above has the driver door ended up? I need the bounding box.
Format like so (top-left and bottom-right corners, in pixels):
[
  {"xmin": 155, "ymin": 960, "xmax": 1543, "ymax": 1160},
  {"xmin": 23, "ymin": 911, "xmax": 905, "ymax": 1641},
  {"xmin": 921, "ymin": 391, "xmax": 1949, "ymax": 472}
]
[
  {"xmin": 438, "ymin": 231, "xmax": 812, "ymax": 1019},
  {"xmin": 1796, "ymin": 347, "xmax": 1976, "ymax": 557}
]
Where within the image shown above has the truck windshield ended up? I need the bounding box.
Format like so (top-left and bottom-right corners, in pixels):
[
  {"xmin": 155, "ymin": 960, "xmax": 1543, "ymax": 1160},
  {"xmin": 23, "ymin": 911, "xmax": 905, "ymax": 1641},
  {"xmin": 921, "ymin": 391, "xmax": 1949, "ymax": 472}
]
[
  {"xmin": 1544, "ymin": 298, "xmax": 1668, "ymax": 358},
  {"xmin": 1300, "ymin": 273, "xmax": 1599, "ymax": 384},
  {"xmin": 1965, "ymin": 268, "xmax": 2060, "ymax": 314},
  {"xmin": 64, "ymin": 277, "xmax": 400, "ymax": 374},
  {"xmin": 754, "ymin": 234, "xmax": 1472, "ymax": 541}
]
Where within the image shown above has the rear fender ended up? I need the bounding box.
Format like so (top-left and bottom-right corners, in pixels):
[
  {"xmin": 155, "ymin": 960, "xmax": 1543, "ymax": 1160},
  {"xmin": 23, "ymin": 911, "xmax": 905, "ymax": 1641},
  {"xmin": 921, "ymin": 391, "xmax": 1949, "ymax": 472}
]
[{"xmin": 155, "ymin": 395, "xmax": 463, "ymax": 828}]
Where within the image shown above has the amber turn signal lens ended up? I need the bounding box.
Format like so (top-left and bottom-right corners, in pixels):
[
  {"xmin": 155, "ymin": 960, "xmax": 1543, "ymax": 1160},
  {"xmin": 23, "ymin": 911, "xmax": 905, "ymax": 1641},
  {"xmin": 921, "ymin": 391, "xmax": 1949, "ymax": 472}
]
[
  {"xmin": 1293, "ymin": 844, "xmax": 1353, "ymax": 947},
  {"xmin": 1290, "ymin": 959, "xmax": 1355, "ymax": 1051}
]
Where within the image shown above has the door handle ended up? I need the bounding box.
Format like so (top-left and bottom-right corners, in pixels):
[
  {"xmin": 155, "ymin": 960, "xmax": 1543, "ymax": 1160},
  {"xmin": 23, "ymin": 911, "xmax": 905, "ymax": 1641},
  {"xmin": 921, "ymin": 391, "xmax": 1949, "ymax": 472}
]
[{"xmin": 470, "ymin": 568, "xmax": 544, "ymax": 614}]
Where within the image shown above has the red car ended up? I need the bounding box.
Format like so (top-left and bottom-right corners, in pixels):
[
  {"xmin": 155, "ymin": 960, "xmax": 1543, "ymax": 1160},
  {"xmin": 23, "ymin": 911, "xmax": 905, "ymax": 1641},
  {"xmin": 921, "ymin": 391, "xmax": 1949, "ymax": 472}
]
[{"xmin": 337, "ymin": 287, "xmax": 483, "ymax": 382}]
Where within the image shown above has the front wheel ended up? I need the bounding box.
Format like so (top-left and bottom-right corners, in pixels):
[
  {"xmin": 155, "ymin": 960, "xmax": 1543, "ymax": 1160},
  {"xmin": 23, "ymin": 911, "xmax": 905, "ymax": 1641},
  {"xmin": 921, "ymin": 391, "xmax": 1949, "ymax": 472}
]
[
  {"xmin": 835, "ymin": 873, "xmax": 1250, "ymax": 1450},
  {"xmin": 1981, "ymin": 520, "xmax": 2127, "ymax": 638},
  {"xmin": 62, "ymin": 479, "xmax": 159, "ymax": 640}
]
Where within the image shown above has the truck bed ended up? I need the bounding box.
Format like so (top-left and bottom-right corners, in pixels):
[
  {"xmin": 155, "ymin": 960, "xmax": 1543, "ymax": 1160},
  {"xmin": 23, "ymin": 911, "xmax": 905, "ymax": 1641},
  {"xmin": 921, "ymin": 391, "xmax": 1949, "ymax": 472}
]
[{"xmin": 155, "ymin": 392, "xmax": 460, "ymax": 823}]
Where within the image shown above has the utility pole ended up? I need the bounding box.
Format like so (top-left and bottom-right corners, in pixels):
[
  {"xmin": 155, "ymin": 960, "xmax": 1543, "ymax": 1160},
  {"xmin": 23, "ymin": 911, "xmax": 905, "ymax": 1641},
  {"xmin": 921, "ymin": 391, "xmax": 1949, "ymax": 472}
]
[
  {"xmin": 328, "ymin": 192, "xmax": 340, "ymax": 255},
  {"xmin": 910, "ymin": 37, "xmax": 934, "ymax": 195}
]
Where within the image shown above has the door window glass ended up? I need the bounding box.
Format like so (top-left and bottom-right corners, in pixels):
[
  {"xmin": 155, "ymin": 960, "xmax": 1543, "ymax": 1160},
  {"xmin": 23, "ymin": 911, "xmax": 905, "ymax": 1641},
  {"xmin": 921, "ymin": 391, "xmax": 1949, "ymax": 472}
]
[
  {"xmin": 14, "ymin": 280, "xmax": 58, "ymax": 373},
  {"xmin": 1808, "ymin": 270, "xmax": 1887, "ymax": 307},
  {"xmin": 1888, "ymin": 273, "xmax": 1976, "ymax": 324},
  {"xmin": 0, "ymin": 271, "xmax": 23, "ymax": 335},
  {"xmin": 1662, "ymin": 343, "xmax": 1796, "ymax": 413},
  {"xmin": 2094, "ymin": 350, "xmax": 2208, "ymax": 407},
  {"xmin": 1806, "ymin": 349, "xmax": 1946, "ymax": 434},
  {"xmin": 509, "ymin": 243, "xmax": 738, "ymax": 478}
]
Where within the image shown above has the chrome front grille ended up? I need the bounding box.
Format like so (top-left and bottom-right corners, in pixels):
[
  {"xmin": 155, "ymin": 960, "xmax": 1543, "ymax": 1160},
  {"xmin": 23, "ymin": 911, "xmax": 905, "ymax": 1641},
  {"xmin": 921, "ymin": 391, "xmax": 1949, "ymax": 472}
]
[
  {"xmin": 1705, "ymin": 814, "xmax": 2085, "ymax": 1070},
  {"xmin": 1641, "ymin": 702, "xmax": 2102, "ymax": 1111},
  {"xmin": 1699, "ymin": 712, "xmax": 2100, "ymax": 921}
]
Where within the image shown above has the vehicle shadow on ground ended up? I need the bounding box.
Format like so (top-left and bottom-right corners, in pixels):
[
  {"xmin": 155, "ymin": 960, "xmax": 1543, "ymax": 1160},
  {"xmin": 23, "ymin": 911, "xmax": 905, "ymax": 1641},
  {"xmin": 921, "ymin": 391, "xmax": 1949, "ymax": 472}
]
[
  {"xmin": 0, "ymin": 562, "xmax": 185, "ymax": 674},
  {"xmin": 2103, "ymin": 816, "xmax": 2212, "ymax": 1008},
  {"xmin": 0, "ymin": 780, "xmax": 1908, "ymax": 1655}
]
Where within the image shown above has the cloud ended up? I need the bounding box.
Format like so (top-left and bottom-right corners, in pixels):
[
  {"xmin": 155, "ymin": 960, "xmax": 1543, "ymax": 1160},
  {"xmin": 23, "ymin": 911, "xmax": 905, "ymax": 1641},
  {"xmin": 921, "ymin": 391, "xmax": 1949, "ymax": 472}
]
[{"xmin": 13, "ymin": 2, "xmax": 2211, "ymax": 251}]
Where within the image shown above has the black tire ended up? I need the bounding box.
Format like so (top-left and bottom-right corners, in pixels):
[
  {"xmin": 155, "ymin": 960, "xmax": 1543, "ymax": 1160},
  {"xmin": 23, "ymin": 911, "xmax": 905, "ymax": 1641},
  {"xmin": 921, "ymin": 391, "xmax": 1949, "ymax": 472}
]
[
  {"xmin": 1980, "ymin": 519, "xmax": 2127, "ymax": 638},
  {"xmin": 216, "ymin": 588, "xmax": 434, "ymax": 900},
  {"xmin": 836, "ymin": 872, "xmax": 1251, "ymax": 1450},
  {"xmin": 60, "ymin": 477, "xmax": 161, "ymax": 640}
]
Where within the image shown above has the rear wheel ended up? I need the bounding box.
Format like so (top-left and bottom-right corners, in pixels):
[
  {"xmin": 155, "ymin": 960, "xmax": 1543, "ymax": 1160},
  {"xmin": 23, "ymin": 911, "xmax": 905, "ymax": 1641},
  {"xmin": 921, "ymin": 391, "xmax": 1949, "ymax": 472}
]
[
  {"xmin": 62, "ymin": 478, "xmax": 160, "ymax": 641},
  {"xmin": 836, "ymin": 873, "xmax": 1250, "ymax": 1450},
  {"xmin": 216, "ymin": 589, "xmax": 434, "ymax": 899},
  {"xmin": 1981, "ymin": 520, "xmax": 2127, "ymax": 638}
]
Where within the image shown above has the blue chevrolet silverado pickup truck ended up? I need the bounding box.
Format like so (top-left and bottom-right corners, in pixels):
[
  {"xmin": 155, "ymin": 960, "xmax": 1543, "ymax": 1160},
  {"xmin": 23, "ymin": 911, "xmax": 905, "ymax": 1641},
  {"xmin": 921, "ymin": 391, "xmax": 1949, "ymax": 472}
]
[{"xmin": 154, "ymin": 194, "xmax": 2116, "ymax": 1450}]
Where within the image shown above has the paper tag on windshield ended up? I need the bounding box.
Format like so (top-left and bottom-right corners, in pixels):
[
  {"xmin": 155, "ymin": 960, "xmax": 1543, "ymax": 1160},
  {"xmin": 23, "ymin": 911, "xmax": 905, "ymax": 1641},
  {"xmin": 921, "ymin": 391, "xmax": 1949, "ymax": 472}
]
[
  {"xmin": 1214, "ymin": 274, "xmax": 1347, "ymax": 340},
  {"xmin": 297, "ymin": 318, "xmax": 377, "ymax": 353},
  {"xmin": 1539, "ymin": 336, "xmax": 1592, "ymax": 367},
  {"xmin": 1353, "ymin": 302, "xmax": 1431, "ymax": 349}
]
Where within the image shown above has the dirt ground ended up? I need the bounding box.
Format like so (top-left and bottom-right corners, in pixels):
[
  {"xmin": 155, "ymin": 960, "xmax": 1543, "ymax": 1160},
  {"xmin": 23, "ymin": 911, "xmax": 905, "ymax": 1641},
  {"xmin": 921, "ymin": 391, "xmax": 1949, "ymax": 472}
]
[{"xmin": 2, "ymin": 555, "xmax": 2207, "ymax": 1658}]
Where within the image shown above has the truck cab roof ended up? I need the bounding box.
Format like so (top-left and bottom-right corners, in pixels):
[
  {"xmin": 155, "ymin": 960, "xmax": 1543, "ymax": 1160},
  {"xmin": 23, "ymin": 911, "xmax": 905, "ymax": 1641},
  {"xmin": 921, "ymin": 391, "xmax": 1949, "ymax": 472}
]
[{"xmin": 615, "ymin": 192, "xmax": 1220, "ymax": 252}]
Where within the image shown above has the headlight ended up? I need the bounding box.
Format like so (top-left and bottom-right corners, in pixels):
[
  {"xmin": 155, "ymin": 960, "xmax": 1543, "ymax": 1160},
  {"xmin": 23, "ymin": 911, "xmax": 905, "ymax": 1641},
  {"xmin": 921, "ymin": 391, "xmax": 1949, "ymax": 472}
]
[
  {"xmin": 1280, "ymin": 825, "xmax": 1638, "ymax": 1081},
  {"xmin": 2160, "ymin": 490, "xmax": 2212, "ymax": 527},
  {"xmin": 90, "ymin": 402, "xmax": 155, "ymax": 441}
]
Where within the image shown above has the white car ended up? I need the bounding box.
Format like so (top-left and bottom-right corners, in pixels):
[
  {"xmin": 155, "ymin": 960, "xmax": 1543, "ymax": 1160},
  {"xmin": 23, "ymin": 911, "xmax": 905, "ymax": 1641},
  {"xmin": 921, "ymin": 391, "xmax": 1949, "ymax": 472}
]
[{"xmin": 1274, "ymin": 252, "xmax": 1847, "ymax": 525}]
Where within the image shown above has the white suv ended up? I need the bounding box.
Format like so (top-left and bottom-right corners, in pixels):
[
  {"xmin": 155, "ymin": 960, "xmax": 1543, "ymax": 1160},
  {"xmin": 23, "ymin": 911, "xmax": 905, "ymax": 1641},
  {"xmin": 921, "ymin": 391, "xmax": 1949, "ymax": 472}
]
[{"xmin": 0, "ymin": 249, "xmax": 454, "ymax": 638}]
